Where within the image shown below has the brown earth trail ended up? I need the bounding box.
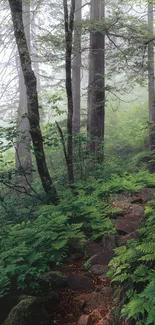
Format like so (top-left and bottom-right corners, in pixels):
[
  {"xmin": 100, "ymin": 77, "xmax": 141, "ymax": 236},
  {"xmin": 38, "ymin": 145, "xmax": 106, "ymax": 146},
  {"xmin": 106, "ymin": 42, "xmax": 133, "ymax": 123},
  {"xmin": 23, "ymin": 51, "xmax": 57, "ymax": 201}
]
[{"xmin": 50, "ymin": 188, "xmax": 155, "ymax": 325}]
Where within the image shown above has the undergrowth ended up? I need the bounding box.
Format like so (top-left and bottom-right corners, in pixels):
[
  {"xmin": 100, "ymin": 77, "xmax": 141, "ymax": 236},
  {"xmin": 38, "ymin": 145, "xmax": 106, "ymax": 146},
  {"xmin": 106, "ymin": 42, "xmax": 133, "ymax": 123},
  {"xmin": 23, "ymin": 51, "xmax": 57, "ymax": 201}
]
[
  {"xmin": 0, "ymin": 169, "xmax": 155, "ymax": 299},
  {"xmin": 109, "ymin": 200, "xmax": 155, "ymax": 325}
]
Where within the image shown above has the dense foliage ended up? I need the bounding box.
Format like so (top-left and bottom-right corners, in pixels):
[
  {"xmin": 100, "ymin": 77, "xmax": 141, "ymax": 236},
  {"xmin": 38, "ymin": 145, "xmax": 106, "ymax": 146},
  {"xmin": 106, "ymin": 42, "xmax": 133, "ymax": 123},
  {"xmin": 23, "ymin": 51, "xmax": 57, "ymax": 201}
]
[
  {"xmin": 109, "ymin": 200, "xmax": 155, "ymax": 324},
  {"xmin": 1, "ymin": 170, "xmax": 155, "ymax": 300}
]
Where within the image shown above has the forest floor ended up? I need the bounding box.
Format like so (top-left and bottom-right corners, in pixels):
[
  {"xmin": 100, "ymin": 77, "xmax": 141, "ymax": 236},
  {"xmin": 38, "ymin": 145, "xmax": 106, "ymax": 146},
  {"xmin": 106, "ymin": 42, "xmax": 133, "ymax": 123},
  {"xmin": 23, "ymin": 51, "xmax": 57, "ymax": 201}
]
[{"xmin": 50, "ymin": 188, "xmax": 155, "ymax": 325}]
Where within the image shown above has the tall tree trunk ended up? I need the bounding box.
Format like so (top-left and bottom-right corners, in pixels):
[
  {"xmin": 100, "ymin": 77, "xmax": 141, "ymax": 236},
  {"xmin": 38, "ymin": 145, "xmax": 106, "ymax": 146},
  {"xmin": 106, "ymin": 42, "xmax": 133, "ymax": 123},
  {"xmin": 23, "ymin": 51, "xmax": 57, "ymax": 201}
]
[
  {"xmin": 31, "ymin": 4, "xmax": 42, "ymax": 112},
  {"xmin": 148, "ymin": 0, "xmax": 155, "ymax": 151},
  {"xmin": 9, "ymin": 0, "xmax": 57, "ymax": 203},
  {"xmin": 87, "ymin": 0, "xmax": 105, "ymax": 163},
  {"xmin": 72, "ymin": 0, "xmax": 81, "ymax": 134},
  {"xmin": 15, "ymin": 0, "xmax": 33, "ymax": 188},
  {"xmin": 63, "ymin": 0, "xmax": 75, "ymax": 184}
]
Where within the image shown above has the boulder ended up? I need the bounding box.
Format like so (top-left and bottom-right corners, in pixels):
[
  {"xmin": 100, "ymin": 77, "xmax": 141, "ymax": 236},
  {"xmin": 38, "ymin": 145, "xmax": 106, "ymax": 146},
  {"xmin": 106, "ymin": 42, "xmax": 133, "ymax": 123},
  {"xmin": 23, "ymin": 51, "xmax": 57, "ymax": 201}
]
[
  {"xmin": 71, "ymin": 253, "xmax": 83, "ymax": 261},
  {"xmin": 88, "ymin": 249, "xmax": 115, "ymax": 266},
  {"xmin": 112, "ymin": 201, "xmax": 132, "ymax": 210},
  {"xmin": 85, "ymin": 241, "xmax": 103, "ymax": 258},
  {"xmin": 110, "ymin": 193, "xmax": 132, "ymax": 203},
  {"xmin": 67, "ymin": 274, "xmax": 94, "ymax": 292},
  {"xmin": 85, "ymin": 287, "xmax": 113, "ymax": 312},
  {"xmin": 43, "ymin": 271, "xmax": 67, "ymax": 289},
  {"xmin": 75, "ymin": 287, "xmax": 113, "ymax": 313},
  {"xmin": 114, "ymin": 215, "xmax": 141, "ymax": 235},
  {"xmin": 90, "ymin": 265, "xmax": 108, "ymax": 276},
  {"xmin": 78, "ymin": 315, "xmax": 92, "ymax": 325},
  {"xmin": 102, "ymin": 235, "xmax": 116, "ymax": 250},
  {"xmin": 96, "ymin": 320, "xmax": 106, "ymax": 325},
  {"xmin": 127, "ymin": 204, "xmax": 144, "ymax": 216},
  {"xmin": 112, "ymin": 202, "xmax": 144, "ymax": 218},
  {"xmin": 90, "ymin": 309, "xmax": 102, "ymax": 322},
  {"xmin": 3, "ymin": 296, "xmax": 49, "ymax": 325},
  {"xmin": 120, "ymin": 231, "xmax": 139, "ymax": 243},
  {"xmin": 132, "ymin": 188, "xmax": 155, "ymax": 203}
]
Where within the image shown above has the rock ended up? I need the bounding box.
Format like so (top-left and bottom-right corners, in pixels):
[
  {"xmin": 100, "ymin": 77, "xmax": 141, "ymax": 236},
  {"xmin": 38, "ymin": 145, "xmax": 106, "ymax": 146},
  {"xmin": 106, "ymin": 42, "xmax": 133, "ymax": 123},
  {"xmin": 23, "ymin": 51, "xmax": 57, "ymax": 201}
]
[
  {"xmin": 75, "ymin": 287, "xmax": 113, "ymax": 313},
  {"xmin": 42, "ymin": 271, "xmax": 67, "ymax": 290},
  {"xmin": 98, "ymin": 275, "xmax": 111, "ymax": 285},
  {"xmin": 112, "ymin": 202, "xmax": 144, "ymax": 217},
  {"xmin": 132, "ymin": 188, "xmax": 155, "ymax": 203},
  {"xmin": 127, "ymin": 204, "xmax": 144, "ymax": 216},
  {"xmin": 78, "ymin": 315, "xmax": 92, "ymax": 325},
  {"xmin": 110, "ymin": 193, "xmax": 132, "ymax": 203},
  {"xmin": 67, "ymin": 274, "xmax": 94, "ymax": 292},
  {"xmin": 85, "ymin": 241, "xmax": 103, "ymax": 258},
  {"xmin": 19, "ymin": 292, "xmax": 59, "ymax": 306},
  {"xmin": 74, "ymin": 294, "xmax": 92, "ymax": 304},
  {"xmin": 88, "ymin": 249, "xmax": 115, "ymax": 266},
  {"xmin": 102, "ymin": 235, "xmax": 116, "ymax": 249},
  {"xmin": 71, "ymin": 253, "xmax": 83, "ymax": 261},
  {"xmin": 101, "ymin": 286, "xmax": 113, "ymax": 297},
  {"xmin": 96, "ymin": 320, "xmax": 106, "ymax": 325},
  {"xmin": 112, "ymin": 201, "xmax": 131, "ymax": 210},
  {"xmin": 130, "ymin": 197, "xmax": 143, "ymax": 204},
  {"xmin": 0, "ymin": 292, "xmax": 59, "ymax": 325},
  {"xmin": 120, "ymin": 231, "xmax": 139, "ymax": 243},
  {"xmin": 111, "ymin": 188, "xmax": 155, "ymax": 205},
  {"xmin": 83, "ymin": 287, "xmax": 113, "ymax": 312},
  {"xmin": 114, "ymin": 215, "xmax": 141, "ymax": 234},
  {"xmin": 90, "ymin": 265, "xmax": 108, "ymax": 276},
  {"xmin": 90, "ymin": 309, "xmax": 102, "ymax": 322},
  {"xmin": 3, "ymin": 296, "xmax": 49, "ymax": 325}
]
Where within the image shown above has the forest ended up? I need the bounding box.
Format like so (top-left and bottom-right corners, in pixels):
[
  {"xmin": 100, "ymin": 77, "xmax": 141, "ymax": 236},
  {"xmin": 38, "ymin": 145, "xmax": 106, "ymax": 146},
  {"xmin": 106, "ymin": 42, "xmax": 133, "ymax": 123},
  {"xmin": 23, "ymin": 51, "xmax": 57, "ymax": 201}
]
[{"xmin": 0, "ymin": 0, "xmax": 155, "ymax": 324}]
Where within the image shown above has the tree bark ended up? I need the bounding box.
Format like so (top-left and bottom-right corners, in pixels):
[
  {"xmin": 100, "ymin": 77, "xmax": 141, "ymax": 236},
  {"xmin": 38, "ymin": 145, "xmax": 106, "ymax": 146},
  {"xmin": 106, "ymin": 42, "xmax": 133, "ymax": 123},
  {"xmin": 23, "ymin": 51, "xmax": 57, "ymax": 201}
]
[
  {"xmin": 87, "ymin": 0, "xmax": 105, "ymax": 163},
  {"xmin": 72, "ymin": 0, "xmax": 81, "ymax": 134},
  {"xmin": 148, "ymin": 0, "xmax": 155, "ymax": 151},
  {"xmin": 63, "ymin": 0, "xmax": 75, "ymax": 184},
  {"xmin": 9, "ymin": 0, "xmax": 57, "ymax": 203},
  {"xmin": 15, "ymin": 0, "xmax": 33, "ymax": 188},
  {"xmin": 31, "ymin": 4, "xmax": 43, "ymax": 120}
]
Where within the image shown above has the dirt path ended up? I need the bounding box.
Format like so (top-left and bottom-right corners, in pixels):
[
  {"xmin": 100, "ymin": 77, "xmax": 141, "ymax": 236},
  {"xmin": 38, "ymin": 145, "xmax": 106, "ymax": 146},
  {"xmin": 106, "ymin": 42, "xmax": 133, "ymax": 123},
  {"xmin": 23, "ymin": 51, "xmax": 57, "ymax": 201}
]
[{"xmin": 51, "ymin": 188, "xmax": 155, "ymax": 325}]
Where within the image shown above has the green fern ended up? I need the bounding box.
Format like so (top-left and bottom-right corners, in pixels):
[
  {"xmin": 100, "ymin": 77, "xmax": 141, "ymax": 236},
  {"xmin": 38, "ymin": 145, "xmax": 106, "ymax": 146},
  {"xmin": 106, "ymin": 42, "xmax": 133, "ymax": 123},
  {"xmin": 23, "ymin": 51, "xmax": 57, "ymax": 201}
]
[{"xmin": 109, "ymin": 207, "xmax": 155, "ymax": 324}]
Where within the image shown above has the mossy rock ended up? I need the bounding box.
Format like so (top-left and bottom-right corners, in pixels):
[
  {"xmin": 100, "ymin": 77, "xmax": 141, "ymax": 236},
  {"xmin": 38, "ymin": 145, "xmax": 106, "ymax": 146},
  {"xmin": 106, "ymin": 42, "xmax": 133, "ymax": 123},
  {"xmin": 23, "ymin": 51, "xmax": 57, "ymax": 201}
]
[
  {"xmin": 3, "ymin": 296, "xmax": 49, "ymax": 325},
  {"xmin": 44, "ymin": 271, "xmax": 67, "ymax": 289}
]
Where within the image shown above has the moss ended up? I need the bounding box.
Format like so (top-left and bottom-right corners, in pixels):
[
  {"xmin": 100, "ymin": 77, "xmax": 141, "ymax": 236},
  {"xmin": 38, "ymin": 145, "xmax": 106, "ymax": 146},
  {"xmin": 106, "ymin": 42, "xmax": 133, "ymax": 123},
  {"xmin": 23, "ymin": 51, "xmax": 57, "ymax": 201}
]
[{"xmin": 3, "ymin": 297, "xmax": 49, "ymax": 325}]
